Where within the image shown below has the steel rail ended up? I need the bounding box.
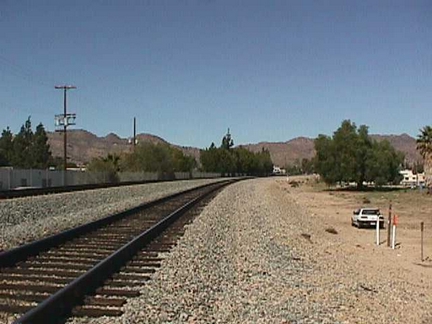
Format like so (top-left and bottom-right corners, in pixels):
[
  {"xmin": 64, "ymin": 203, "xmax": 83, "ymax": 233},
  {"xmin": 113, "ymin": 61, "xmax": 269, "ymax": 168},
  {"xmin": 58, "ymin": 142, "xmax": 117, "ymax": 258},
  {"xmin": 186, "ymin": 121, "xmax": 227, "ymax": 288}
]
[
  {"xmin": 0, "ymin": 180, "xmax": 231, "ymax": 268},
  {"xmin": 0, "ymin": 179, "xmax": 158, "ymax": 199},
  {"xmin": 13, "ymin": 182, "xmax": 223, "ymax": 324},
  {"xmin": 0, "ymin": 177, "xmax": 225, "ymax": 200}
]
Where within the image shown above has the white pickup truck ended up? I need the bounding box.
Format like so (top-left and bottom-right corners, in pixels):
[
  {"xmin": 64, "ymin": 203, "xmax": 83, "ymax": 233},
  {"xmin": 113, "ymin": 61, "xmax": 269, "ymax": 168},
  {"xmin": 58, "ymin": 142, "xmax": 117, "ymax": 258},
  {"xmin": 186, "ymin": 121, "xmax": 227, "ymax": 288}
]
[{"xmin": 351, "ymin": 208, "xmax": 385, "ymax": 229}]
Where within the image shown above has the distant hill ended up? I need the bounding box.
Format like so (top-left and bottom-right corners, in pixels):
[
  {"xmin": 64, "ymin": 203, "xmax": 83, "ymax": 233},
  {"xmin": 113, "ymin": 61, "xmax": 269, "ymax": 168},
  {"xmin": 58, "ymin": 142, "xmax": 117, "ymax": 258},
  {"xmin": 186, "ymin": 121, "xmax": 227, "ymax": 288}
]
[
  {"xmin": 242, "ymin": 137, "xmax": 315, "ymax": 167},
  {"xmin": 245, "ymin": 134, "xmax": 421, "ymax": 167},
  {"xmin": 370, "ymin": 133, "xmax": 420, "ymax": 164},
  {"xmin": 48, "ymin": 130, "xmax": 200, "ymax": 165},
  {"xmin": 48, "ymin": 130, "xmax": 421, "ymax": 167}
]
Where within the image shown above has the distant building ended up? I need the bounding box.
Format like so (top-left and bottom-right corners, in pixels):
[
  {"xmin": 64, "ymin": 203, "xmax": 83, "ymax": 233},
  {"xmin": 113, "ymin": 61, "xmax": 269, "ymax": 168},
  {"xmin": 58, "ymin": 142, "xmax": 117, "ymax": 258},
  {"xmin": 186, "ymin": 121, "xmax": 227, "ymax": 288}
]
[{"xmin": 399, "ymin": 169, "xmax": 425, "ymax": 187}]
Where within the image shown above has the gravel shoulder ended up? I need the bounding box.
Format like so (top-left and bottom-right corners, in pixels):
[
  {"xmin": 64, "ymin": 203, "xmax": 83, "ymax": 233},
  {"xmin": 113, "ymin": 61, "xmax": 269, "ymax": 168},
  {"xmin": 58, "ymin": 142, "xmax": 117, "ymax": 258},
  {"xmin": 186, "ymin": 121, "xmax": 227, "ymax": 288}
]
[
  {"xmin": 0, "ymin": 179, "xmax": 225, "ymax": 251},
  {"xmin": 69, "ymin": 177, "xmax": 432, "ymax": 324}
]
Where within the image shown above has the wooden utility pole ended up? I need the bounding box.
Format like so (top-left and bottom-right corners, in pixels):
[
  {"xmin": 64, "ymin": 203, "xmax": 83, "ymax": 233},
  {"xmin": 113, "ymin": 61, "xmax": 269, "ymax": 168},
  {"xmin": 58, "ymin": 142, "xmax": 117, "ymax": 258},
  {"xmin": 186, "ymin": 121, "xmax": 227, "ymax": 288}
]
[{"xmin": 55, "ymin": 85, "xmax": 76, "ymax": 186}]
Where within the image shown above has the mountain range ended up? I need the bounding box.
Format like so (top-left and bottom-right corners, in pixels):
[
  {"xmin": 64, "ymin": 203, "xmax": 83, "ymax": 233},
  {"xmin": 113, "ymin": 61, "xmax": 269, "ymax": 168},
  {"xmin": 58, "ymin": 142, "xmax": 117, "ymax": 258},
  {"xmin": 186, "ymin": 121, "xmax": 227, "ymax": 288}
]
[{"xmin": 47, "ymin": 130, "xmax": 422, "ymax": 167}]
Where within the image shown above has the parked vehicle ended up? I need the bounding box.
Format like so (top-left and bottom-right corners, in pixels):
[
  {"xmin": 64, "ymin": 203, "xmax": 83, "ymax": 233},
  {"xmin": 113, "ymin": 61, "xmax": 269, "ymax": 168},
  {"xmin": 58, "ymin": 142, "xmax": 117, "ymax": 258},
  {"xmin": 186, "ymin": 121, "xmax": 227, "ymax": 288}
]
[{"xmin": 352, "ymin": 208, "xmax": 385, "ymax": 229}]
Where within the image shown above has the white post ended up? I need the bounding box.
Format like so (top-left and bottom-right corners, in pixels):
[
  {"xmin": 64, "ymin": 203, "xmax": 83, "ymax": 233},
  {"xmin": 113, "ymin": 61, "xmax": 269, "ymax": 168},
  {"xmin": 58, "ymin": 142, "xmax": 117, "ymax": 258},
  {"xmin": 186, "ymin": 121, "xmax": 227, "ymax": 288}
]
[
  {"xmin": 376, "ymin": 218, "xmax": 380, "ymax": 245},
  {"xmin": 392, "ymin": 224, "xmax": 396, "ymax": 249}
]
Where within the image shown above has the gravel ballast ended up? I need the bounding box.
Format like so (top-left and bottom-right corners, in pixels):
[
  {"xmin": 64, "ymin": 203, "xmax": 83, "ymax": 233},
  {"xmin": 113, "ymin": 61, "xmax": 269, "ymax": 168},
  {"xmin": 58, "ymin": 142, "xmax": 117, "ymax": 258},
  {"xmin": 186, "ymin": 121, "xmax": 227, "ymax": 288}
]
[
  {"xmin": 3, "ymin": 177, "xmax": 431, "ymax": 323},
  {"xmin": 0, "ymin": 179, "xmax": 225, "ymax": 251},
  {"xmin": 67, "ymin": 178, "xmax": 432, "ymax": 324}
]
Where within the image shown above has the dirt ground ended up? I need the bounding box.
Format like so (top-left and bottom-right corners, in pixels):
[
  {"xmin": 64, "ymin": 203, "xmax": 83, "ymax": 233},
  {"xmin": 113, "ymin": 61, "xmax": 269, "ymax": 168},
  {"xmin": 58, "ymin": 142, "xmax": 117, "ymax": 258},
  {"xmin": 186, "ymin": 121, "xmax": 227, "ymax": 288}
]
[{"xmin": 281, "ymin": 175, "xmax": 432, "ymax": 272}]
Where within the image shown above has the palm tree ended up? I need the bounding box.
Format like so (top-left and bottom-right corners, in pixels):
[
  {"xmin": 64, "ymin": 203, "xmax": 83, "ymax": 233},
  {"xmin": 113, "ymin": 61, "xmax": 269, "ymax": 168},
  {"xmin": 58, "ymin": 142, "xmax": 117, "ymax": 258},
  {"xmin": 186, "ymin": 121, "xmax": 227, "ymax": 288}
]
[
  {"xmin": 416, "ymin": 126, "xmax": 432, "ymax": 190},
  {"xmin": 417, "ymin": 126, "xmax": 432, "ymax": 157}
]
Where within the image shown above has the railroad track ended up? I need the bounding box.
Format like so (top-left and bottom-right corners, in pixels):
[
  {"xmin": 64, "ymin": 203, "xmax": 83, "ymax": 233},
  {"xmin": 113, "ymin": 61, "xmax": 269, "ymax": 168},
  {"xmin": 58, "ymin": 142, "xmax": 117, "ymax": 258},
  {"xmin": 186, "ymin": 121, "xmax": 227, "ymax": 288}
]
[
  {"xmin": 0, "ymin": 180, "xmax": 234, "ymax": 323},
  {"xmin": 0, "ymin": 177, "xmax": 220, "ymax": 200},
  {"xmin": 0, "ymin": 179, "xmax": 152, "ymax": 200}
]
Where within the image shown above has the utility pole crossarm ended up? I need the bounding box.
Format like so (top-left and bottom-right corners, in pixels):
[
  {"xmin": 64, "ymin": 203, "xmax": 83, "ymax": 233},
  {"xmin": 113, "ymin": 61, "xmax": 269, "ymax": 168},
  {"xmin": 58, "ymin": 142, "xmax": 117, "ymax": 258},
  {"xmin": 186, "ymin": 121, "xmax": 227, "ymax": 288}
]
[{"xmin": 54, "ymin": 85, "xmax": 76, "ymax": 89}]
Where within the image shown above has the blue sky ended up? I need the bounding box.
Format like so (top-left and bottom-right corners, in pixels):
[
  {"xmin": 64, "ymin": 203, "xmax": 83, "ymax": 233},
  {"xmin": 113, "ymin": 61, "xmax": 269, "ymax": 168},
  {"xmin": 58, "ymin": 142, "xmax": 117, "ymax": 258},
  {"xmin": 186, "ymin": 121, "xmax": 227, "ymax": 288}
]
[{"xmin": 1, "ymin": 1, "xmax": 431, "ymax": 148}]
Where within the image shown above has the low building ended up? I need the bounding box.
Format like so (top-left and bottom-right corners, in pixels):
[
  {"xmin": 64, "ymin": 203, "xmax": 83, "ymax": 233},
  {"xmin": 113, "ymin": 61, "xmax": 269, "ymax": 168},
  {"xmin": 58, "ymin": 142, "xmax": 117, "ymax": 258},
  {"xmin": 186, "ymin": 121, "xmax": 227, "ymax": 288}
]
[{"xmin": 399, "ymin": 169, "xmax": 425, "ymax": 187}]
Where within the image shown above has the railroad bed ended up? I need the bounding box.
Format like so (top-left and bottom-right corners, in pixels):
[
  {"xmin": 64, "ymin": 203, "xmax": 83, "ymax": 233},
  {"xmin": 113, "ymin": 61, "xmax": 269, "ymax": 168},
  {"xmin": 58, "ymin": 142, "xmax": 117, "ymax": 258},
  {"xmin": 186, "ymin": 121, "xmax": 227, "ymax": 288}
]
[
  {"xmin": 0, "ymin": 180, "xmax": 152, "ymax": 200},
  {"xmin": 0, "ymin": 180, "xmax": 233, "ymax": 323},
  {"xmin": 0, "ymin": 177, "xmax": 222, "ymax": 200},
  {"xmin": 0, "ymin": 178, "xmax": 227, "ymax": 252}
]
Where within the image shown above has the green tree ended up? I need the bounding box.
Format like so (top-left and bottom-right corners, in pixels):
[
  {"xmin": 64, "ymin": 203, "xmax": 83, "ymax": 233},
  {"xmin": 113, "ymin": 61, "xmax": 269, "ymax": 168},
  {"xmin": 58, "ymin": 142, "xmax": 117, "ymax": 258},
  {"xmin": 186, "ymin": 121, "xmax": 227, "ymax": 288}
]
[
  {"xmin": 87, "ymin": 155, "xmax": 119, "ymax": 183},
  {"xmin": 353, "ymin": 125, "xmax": 373, "ymax": 188},
  {"xmin": 120, "ymin": 142, "xmax": 195, "ymax": 179},
  {"xmin": 314, "ymin": 134, "xmax": 339, "ymax": 185},
  {"xmin": 0, "ymin": 127, "xmax": 13, "ymax": 166},
  {"xmin": 217, "ymin": 147, "xmax": 236, "ymax": 175},
  {"xmin": 416, "ymin": 125, "xmax": 432, "ymax": 188},
  {"xmin": 201, "ymin": 134, "xmax": 236, "ymax": 175},
  {"xmin": 256, "ymin": 148, "xmax": 273, "ymax": 176},
  {"xmin": 171, "ymin": 148, "xmax": 196, "ymax": 172},
  {"xmin": 366, "ymin": 140, "xmax": 404, "ymax": 186},
  {"xmin": 200, "ymin": 143, "xmax": 219, "ymax": 173},
  {"xmin": 332, "ymin": 121, "xmax": 357, "ymax": 179},
  {"xmin": 330, "ymin": 120, "xmax": 371, "ymax": 188},
  {"xmin": 121, "ymin": 143, "xmax": 172, "ymax": 174},
  {"xmin": 285, "ymin": 163, "xmax": 302, "ymax": 176},
  {"xmin": 201, "ymin": 134, "xmax": 273, "ymax": 176},
  {"xmin": 301, "ymin": 158, "xmax": 314, "ymax": 174},
  {"xmin": 12, "ymin": 117, "xmax": 34, "ymax": 168},
  {"xmin": 416, "ymin": 126, "xmax": 432, "ymax": 158},
  {"xmin": 284, "ymin": 158, "xmax": 314, "ymax": 176},
  {"xmin": 314, "ymin": 120, "xmax": 403, "ymax": 188},
  {"xmin": 0, "ymin": 148, "xmax": 5, "ymax": 166},
  {"xmin": 233, "ymin": 147, "xmax": 254, "ymax": 175},
  {"xmin": 221, "ymin": 128, "xmax": 234, "ymax": 150},
  {"xmin": 30, "ymin": 123, "xmax": 52, "ymax": 169}
]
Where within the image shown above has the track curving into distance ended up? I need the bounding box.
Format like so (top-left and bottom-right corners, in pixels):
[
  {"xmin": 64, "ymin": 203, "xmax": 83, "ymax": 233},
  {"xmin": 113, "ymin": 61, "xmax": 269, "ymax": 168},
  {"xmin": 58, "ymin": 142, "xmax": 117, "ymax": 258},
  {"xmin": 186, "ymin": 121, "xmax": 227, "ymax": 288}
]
[{"xmin": 0, "ymin": 180, "xmax": 236, "ymax": 323}]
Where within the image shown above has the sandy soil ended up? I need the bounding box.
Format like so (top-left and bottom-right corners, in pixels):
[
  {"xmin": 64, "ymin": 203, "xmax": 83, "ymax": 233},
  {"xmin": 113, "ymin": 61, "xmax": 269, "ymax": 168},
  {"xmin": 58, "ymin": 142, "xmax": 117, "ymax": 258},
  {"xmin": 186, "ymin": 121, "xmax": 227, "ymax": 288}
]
[
  {"xmin": 283, "ymin": 175, "xmax": 432, "ymax": 269},
  {"xmin": 274, "ymin": 175, "xmax": 432, "ymax": 323}
]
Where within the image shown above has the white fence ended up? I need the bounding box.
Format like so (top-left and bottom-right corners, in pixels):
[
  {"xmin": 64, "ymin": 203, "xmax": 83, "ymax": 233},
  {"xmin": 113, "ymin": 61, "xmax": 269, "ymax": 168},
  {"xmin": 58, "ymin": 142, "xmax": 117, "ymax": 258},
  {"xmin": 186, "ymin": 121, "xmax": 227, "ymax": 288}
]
[{"xmin": 0, "ymin": 168, "xmax": 221, "ymax": 190}]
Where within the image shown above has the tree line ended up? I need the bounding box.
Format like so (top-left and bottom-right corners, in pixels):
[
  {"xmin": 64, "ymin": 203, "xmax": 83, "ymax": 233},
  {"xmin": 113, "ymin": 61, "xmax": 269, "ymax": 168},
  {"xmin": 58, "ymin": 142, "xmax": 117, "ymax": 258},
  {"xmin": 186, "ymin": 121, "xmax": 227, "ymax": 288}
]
[
  {"xmin": 86, "ymin": 142, "xmax": 197, "ymax": 181},
  {"xmin": 4, "ymin": 118, "xmax": 430, "ymax": 189},
  {"xmin": 88, "ymin": 130, "xmax": 274, "ymax": 179},
  {"xmin": 75, "ymin": 124, "xmax": 432, "ymax": 186},
  {"xmin": 313, "ymin": 120, "xmax": 432, "ymax": 189},
  {"xmin": 200, "ymin": 131, "xmax": 273, "ymax": 176},
  {"xmin": 0, "ymin": 117, "xmax": 52, "ymax": 169},
  {"xmin": 284, "ymin": 158, "xmax": 314, "ymax": 176},
  {"xmin": 0, "ymin": 121, "xmax": 272, "ymax": 178},
  {"xmin": 283, "ymin": 121, "xmax": 430, "ymax": 189}
]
